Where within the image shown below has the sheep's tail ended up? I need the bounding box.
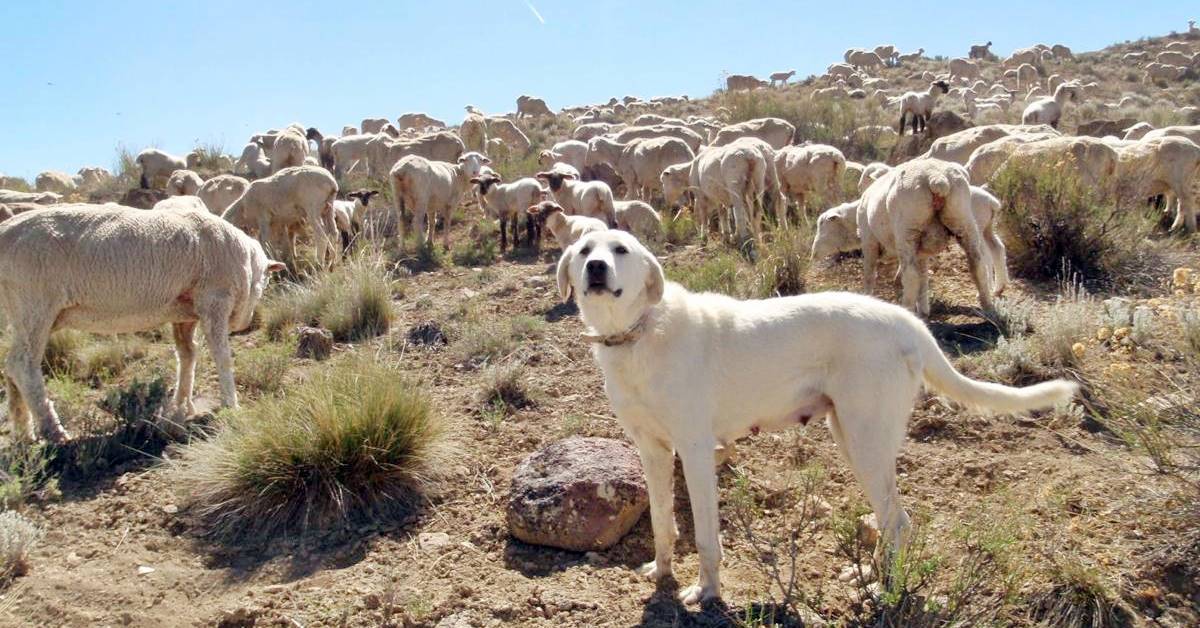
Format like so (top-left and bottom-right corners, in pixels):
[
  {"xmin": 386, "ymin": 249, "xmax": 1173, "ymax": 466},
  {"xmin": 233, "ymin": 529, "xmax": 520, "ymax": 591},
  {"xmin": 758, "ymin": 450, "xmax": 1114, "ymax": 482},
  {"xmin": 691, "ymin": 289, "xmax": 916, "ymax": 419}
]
[
  {"xmin": 927, "ymin": 171, "xmax": 952, "ymax": 198},
  {"xmin": 917, "ymin": 325, "xmax": 1078, "ymax": 413}
]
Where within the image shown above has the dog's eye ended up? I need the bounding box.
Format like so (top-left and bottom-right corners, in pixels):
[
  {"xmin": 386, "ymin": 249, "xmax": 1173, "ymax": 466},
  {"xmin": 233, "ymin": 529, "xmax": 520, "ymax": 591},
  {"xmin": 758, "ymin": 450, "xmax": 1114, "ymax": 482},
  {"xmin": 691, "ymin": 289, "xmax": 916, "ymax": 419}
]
[
  {"xmin": 580, "ymin": 246, "xmax": 592, "ymax": 256},
  {"xmin": 613, "ymin": 245, "xmax": 628, "ymax": 255}
]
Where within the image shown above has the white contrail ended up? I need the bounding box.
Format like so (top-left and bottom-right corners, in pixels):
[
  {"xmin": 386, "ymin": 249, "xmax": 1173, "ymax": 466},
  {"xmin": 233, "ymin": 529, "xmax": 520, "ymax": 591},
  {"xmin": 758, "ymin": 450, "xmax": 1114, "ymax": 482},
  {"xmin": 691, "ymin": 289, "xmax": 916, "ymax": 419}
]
[{"xmin": 524, "ymin": 0, "xmax": 545, "ymax": 24}]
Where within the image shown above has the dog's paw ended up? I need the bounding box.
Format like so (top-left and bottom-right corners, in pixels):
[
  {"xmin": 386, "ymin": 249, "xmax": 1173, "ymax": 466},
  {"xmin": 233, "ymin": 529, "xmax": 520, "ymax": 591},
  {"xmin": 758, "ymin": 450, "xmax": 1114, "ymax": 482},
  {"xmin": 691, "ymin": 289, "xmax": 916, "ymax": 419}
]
[
  {"xmin": 678, "ymin": 583, "xmax": 718, "ymax": 605},
  {"xmin": 638, "ymin": 561, "xmax": 670, "ymax": 581}
]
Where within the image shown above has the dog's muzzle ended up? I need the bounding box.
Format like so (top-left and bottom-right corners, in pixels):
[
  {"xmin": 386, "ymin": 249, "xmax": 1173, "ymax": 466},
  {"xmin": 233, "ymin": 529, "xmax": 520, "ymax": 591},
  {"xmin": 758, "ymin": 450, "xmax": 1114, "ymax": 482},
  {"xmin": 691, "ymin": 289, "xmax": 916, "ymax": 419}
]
[{"xmin": 585, "ymin": 260, "xmax": 620, "ymax": 296}]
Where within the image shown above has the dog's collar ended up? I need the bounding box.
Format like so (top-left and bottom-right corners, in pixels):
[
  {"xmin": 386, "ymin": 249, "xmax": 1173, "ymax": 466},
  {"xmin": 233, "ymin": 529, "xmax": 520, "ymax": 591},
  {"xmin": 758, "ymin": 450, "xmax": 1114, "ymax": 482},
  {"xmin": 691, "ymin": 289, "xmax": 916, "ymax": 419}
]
[{"xmin": 582, "ymin": 312, "xmax": 651, "ymax": 348}]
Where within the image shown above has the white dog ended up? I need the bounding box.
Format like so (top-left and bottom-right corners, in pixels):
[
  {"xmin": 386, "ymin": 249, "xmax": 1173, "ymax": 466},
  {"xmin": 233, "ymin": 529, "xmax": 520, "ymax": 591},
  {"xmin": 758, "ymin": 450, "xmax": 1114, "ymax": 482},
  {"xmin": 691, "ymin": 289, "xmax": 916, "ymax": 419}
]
[{"xmin": 557, "ymin": 230, "xmax": 1077, "ymax": 604}]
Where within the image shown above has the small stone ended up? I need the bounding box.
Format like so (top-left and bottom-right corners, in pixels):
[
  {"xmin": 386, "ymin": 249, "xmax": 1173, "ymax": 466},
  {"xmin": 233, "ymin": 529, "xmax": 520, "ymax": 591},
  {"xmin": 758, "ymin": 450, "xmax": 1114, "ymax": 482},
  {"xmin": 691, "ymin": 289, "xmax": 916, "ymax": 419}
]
[
  {"xmin": 525, "ymin": 275, "xmax": 550, "ymax": 287},
  {"xmin": 161, "ymin": 504, "xmax": 178, "ymax": 515},
  {"xmin": 137, "ymin": 566, "xmax": 155, "ymax": 575},
  {"xmin": 296, "ymin": 326, "xmax": 334, "ymax": 361},
  {"xmin": 1113, "ymin": 326, "xmax": 1131, "ymax": 340},
  {"xmin": 407, "ymin": 321, "xmax": 448, "ymax": 347},
  {"xmin": 1172, "ymin": 267, "xmax": 1193, "ymax": 289},
  {"xmin": 1071, "ymin": 343, "xmax": 1086, "ymax": 360},
  {"xmin": 1096, "ymin": 326, "xmax": 1112, "ymax": 341},
  {"xmin": 363, "ymin": 592, "xmax": 381, "ymax": 610},
  {"xmin": 418, "ymin": 532, "xmax": 451, "ymax": 550}
]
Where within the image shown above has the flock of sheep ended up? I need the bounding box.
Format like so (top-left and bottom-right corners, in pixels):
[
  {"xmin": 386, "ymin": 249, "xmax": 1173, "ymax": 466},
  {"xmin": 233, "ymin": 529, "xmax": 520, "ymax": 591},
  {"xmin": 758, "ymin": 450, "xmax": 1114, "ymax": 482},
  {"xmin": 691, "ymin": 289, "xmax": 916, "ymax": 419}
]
[{"xmin": 0, "ymin": 26, "xmax": 1198, "ymax": 445}]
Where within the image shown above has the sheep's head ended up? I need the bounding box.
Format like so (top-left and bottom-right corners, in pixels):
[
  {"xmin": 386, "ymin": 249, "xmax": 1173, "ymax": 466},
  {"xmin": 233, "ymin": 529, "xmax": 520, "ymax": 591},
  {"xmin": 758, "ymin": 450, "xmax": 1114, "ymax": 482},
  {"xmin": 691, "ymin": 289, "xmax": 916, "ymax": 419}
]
[
  {"xmin": 347, "ymin": 189, "xmax": 380, "ymax": 206},
  {"xmin": 526, "ymin": 200, "xmax": 564, "ymax": 229},
  {"xmin": 470, "ymin": 173, "xmax": 502, "ymax": 196},
  {"xmin": 535, "ymin": 170, "xmax": 575, "ymax": 192},
  {"xmin": 456, "ymin": 152, "xmax": 491, "ymax": 178},
  {"xmin": 305, "ymin": 127, "xmax": 322, "ymax": 141},
  {"xmin": 934, "ymin": 80, "xmax": 950, "ymax": 94}
]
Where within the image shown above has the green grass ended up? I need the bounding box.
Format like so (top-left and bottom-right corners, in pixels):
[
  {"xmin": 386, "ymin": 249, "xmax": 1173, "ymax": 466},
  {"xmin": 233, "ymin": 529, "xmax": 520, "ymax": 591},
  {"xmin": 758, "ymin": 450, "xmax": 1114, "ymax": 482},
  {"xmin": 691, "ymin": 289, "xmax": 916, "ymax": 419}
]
[
  {"xmin": 451, "ymin": 219, "xmax": 499, "ymax": 267},
  {"xmin": 0, "ymin": 445, "xmax": 55, "ymax": 512},
  {"xmin": 234, "ymin": 342, "xmax": 292, "ymax": 396},
  {"xmin": 171, "ymin": 359, "xmax": 449, "ymax": 540},
  {"xmin": 262, "ymin": 250, "xmax": 398, "ymax": 342}
]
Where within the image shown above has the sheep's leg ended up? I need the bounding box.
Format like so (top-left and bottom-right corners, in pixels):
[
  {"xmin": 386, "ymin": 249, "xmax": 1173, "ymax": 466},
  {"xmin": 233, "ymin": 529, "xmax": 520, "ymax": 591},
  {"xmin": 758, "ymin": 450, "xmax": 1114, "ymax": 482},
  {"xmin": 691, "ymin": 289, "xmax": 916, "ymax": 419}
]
[
  {"xmin": 4, "ymin": 314, "xmax": 68, "ymax": 443},
  {"xmin": 171, "ymin": 321, "xmax": 198, "ymax": 416},
  {"xmin": 946, "ymin": 216, "xmax": 996, "ymax": 312},
  {"xmin": 898, "ymin": 112, "xmax": 907, "ymax": 136},
  {"xmin": 984, "ymin": 226, "xmax": 1009, "ymax": 295},
  {"xmin": 440, "ymin": 206, "xmax": 451, "ymax": 251},
  {"xmin": 897, "ymin": 240, "xmax": 924, "ymax": 316},
  {"xmin": 499, "ymin": 215, "xmax": 509, "ymax": 253},
  {"xmin": 862, "ymin": 240, "xmax": 881, "ymax": 296},
  {"xmin": 4, "ymin": 375, "xmax": 31, "ymax": 443},
  {"xmin": 1170, "ymin": 187, "xmax": 1196, "ymax": 232},
  {"xmin": 916, "ymin": 257, "xmax": 932, "ymax": 318},
  {"xmin": 777, "ymin": 191, "xmax": 791, "ymax": 230},
  {"xmin": 198, "ymin": 297, "xmax": 238, "ymax": 410}
]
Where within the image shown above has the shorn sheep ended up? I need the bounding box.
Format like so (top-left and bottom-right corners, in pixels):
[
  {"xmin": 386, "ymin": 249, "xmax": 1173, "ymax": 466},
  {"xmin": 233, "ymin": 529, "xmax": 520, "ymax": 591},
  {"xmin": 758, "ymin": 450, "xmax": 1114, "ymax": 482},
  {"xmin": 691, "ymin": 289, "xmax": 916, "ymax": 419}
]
[
  {"xmin": 891, "ymin": 81, "xmax": 950, "ymax": 135},
  {"xmin": 0, "ymin": 205, "xmax": 285, "ymax": 443},
  {"xmin": 535, "ymin": 170, "xmax": 618, "ymax": 227},
  {"xmin": 613, "ymin": 200, "xmax": 663, "ymax": 243},
  {"xmin": 234, "ymin": 142, "xmax": 272, "ymax": 179},
  {"xmin": 1021, "ymin": 82, "xmax": 1081, "ymax": 128},
  {"xmin": 774, "ymin": 143, "xmax": 846, "ymax": 214},
  {"xmin": 769, "ymin": 70, "xmax": 796, "ymax": 86},
  {"xmin": 708, "ymin": 117, "xmax": 796, "ymax": 150},
  {"xmin": 1115, "ymin": 136, "xmax": 1200, "ymax": 232},
  {"xmin": 516, "ymin": 95, "xmax": 554, "ymax": 118},
  {"xmin": 221, "ymin": 166, "xmax": 341, "ymax": 267},
  {"xmin": 471, "ymin": 172, "xmax": 543, "ymax": 252},
  {"xmin": 166, "ymin": 169, "xmax": 204, "ymax": 196},
  {"xmin": 856, "ymin": 159, "xmax": 996, "ymax": 316},
  {"xmin": 269, "ymin": 128, "xmax": 309, "ymax": 173},
  {"xmin": 389, "ymin": 152, "xmax": 490, "ymax": 249},
  {"xmin": 196, "ymin": 174, "xmax": 250, "ymax": 215},
  {"xmin": 136, "ymin": 148, "xmax": 187, "ymax": 189}
]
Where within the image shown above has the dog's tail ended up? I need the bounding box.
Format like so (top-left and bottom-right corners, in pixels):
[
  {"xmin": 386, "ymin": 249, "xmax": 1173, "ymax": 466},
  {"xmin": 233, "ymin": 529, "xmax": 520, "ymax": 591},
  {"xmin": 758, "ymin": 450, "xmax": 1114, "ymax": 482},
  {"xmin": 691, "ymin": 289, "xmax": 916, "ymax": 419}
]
[{"xmin": 919, "ymin": 329, "xmax": 1077, "ymax": 414}]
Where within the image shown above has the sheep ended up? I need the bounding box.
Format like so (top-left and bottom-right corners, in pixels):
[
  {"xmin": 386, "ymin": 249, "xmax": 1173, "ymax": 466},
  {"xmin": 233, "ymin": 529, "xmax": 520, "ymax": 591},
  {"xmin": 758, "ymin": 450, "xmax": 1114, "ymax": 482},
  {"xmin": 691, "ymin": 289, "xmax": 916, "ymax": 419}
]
[
  {"xmin": 848, "ymin": 49, "xmax": 886, "ymax": 69},
  {"xmin": 75, "ymin": 166, "xmax": 113, "ymax": 188},
  {"xmin": 686, "ymin": 138, "xmax": 779, "ymax": 243},
  {"xmin": 329, "ymin": 133, "xmax": 375, "ymax": 179},
  {"xmin": 572, "ymin": 123, "xmax": 617, "ymax": 143},
  {"xmin": 1005, "ymin": 47, "xmax": 1045, "ymax": 70},
  {"xmin": 613, "ymin": 124, "xmax": 704, "ymax": 153},
  {"xmin": 221, "ymin": 165, "xmax": 340, "ymax": 267},
  {"xmin": 35, "ymin": 171, "xmax": 76, "ymax": 194},
  {"xmin": 525, "ymin": 201, "xmax": 607, "ymax": 249},
  {"xmin": 389, "ymin": 152, "xmax": 490, "ymax": 249},
  {"xmin": 812, "ymin": 84, "xmax": 850, "ymax": 100},
  {"xmin": 855, "ymin": 159, "xmax": 996, "ymax": 316},
  {"xmin": 1015, "ymin": 63, "xmax": 1039, "ymax": 89},
  {"xmin": 270, "ymin": 128, "xmax": 309, "ymax": 173},
  {"xmin": 826, "ymin": 63, "xmax": 856, "ymax": 80},
  {"xmin": 1114, "ymin": 136, "xmax": 1200, "ymax": 232},
  {"xmin": 516, "ymin": 95, "xmax": 554, "ymax": 118},
  {"xmin": 166, "ymin": 169, "xmax": 204, "ymax": 196},
  {"xmin": 1157, "ymin": 51, "xmax": 1195, "ymax": 67},
  {"xmin": 485, "ymin": 117, "xmax": 531, "ymax": 153},
  {"xmin": 1144, "ymin": 62, "xmax": 1187, "ymax": 83},
  {"xmin": 975, "ymin": 136, "xmax": 1118, "ymax": 192},
  {"xmin": 330, "ymin": 190, "xmax": 382, "ymax": 247},
  {"xmin": 726, "ymin": 74, "xmax": 768, "ymax": 91},
  {"xmin": 153, "ymin": 195, "xmax": 208, "ymax": 212},
  {"xmin": 891, "ymin": 81, "xmax": 950, "ymax": 135},
  {"xmin": 370, "ymin": 131, "xmax": 467, "ymax": 179},
  {"xmin": 234, "ymin": 142, "xmax": 272, "ymax": 179},
  {"xmin": 470, "ymin": 172, "xmax": 543, "ymax": 252},
  {"xmin": 769, "ymin": 70, "xmax": 796, "ymax": 86},
  {"xmin": 968, "ymin": 41, "xmax": 993, "ymax": 60},
  {"xmin": 398, "ymin": 112, "xmax": 447, "ymax": 130},
  {"xmin": 926, "ymin": 123, "xmax": 1060, "ymax": 164},
  {"xmin": 1123, "ymin": 52, "xmax": 1148, "ymax": 63},
  {"xmin": 361, "ymin": 118, "xmax": 389, "ymax": 134},
  {"xmin": 613, "ymin": 200, "xmax": 663, "ymax": 242},
  {"xmin": 461, "ymin": 111, "xmax": 489, "ymax": 153},
  {"xmin": 0, "ymin": 204, "xmax": 285, "ymax": 443},
  {"xmin": 342, "ymin": 126, "xmax": 358, "ymax": 136},
  {"xmin": 660, "ymin": 162, "xmax": 693, "ymax": 211},
  {"xmin": 709, "ymin": 117, "xmax": 796, "ymax": 150},
  {"xmin": 1123, "ymin": 122, "xmax": 1156, "ymax": 140},
  {"xmin": 774, "ymin": 143, "xmax": 846, "ymax": 215},
  {"xmin": 534, "ymin": 168, "xmax": 617, "ymax": 228},
  {"xmin": 874, "ymin": 44, "xmax": 898, "ymax": 66},
  {"xmin": 897, "ymin": 48, "xmax": 925, "ymax": 65},
  {"xmin": 539, "ymin": 140, "xmax": 590, "ymax": 173},
  {"xmin": 812, "ymin": 185, "xmax": 1008, "ymax": 295},
  {"xmin": 136, "ymin": 148, "xmax": 187, "ymax": 189},
  {"xmin": 196, "ymin": 174, "xmax": 250, "ymax": 215},
  {"xmin": 1022, "ymin": 82, "xmax": 1081, "ymax": 128},
  {"xmin": 949, "ymin": 58, "xmax": 981, "ymax": 83},
  {"xmin": 1142, "ymin": 125, "xmax": 1200, "ymax": 144},
  {"xmin": 304, "ymin": 128, "xmax": 336, "ymax": 170},
  {"xmin": 858, "ymin": 162, "xmax": 893, "ymax": 193},
  {"xmin": 1051, "ymin": 44, "xmax": 1073, "ymax": 61},
  {"xmin": 0, "ymin": 190, "xmax": 61, "ymax": 205},
  {"xmin": 586, "ymin": 136, "xmax": 695, "ymax": 200}
]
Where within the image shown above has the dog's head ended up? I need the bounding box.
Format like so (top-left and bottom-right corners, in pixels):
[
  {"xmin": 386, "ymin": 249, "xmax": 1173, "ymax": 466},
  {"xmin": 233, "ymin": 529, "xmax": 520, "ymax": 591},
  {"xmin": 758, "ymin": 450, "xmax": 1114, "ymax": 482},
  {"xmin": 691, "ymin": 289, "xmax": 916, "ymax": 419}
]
[{"xmin": 556, "ymin": 230, "xmax": 664, "ymax": 329}]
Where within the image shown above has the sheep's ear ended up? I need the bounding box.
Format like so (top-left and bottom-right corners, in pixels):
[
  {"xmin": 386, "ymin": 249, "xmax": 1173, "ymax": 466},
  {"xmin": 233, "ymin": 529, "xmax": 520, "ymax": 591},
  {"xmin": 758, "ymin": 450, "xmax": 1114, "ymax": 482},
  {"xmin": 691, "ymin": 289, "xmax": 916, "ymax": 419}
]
[
  {"xmin": 535, "ymin": 172, "xmax": 549, "ymax": 179},
  {"xmin": 469, "ymin": 177, "xmax": 481, "ymax": 183},
  {"xmin": 526, "ymin": 204, "xmax": 540, "ymax": 216},
  {"xmin": 266, "ymin": 261, "xmax": 287, "ymax": 274},
  {"xmin": 643, "ymin": 248, "xmax": 665, "ymax": 304},
  {"xmin": 563, "ymin": 172, "xmax": 578, "ymax": 180},
  {"xmin": 483, "ymin": 156, "xmax": 492, "ymax": 164},
  {"xmin": 556, "ymin": 244, "xmax": 576, "ymax": 301}
]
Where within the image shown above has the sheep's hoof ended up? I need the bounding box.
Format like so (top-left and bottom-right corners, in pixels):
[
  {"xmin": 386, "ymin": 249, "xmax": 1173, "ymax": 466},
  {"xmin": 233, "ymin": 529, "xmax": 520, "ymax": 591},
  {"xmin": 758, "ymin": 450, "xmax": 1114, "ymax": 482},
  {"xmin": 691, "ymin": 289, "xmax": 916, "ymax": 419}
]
[{"xmin": 40, "ymin": 424, "xmax": 71, "ymax": 445}]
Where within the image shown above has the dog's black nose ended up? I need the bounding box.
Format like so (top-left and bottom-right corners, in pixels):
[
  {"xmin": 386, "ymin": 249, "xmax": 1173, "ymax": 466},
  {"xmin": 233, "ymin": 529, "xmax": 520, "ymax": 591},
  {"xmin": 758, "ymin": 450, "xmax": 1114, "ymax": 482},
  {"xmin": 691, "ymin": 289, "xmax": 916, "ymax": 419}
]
[{"xmin": 586, "ymin": 260, "xmax": 607, "ymax": 276}]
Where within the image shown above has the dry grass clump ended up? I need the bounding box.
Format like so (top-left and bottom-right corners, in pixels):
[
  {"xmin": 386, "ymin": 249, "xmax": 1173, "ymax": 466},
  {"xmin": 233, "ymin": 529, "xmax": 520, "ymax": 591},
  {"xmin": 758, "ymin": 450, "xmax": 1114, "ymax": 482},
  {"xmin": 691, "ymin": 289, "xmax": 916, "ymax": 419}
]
[
  {"xmin": 0, "ymin": 511, "xmax": 42, "ymax": 587},
  {"xmin": 171, "ymin": 359, "xmax": 449, "ymax": 540},
  {"xmin": 450, "ymin": 306, "xmax": 544, "ymax": 368},
  {"xmin": 666, "ymin": 223, "xmax": 813, "ymax": 299},
  {"xmin": 233, "ymin": 341, "xmax": 292, "ymax": 396},
  {"xmin": 262, "ymin": 250, "xmax": 398, "ymax": 342}
]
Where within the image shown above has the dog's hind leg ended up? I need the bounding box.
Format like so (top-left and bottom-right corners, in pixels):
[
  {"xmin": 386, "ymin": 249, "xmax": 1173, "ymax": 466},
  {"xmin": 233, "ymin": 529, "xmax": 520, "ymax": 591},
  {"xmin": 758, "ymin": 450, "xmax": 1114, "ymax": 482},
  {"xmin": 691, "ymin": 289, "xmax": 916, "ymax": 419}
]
[
  {"xmin": 632, "ymin": 435, "xmax": 678, "ymax": 582},
  {"xmin": 678, "ymin": 439, "xmax": 723, "ymax": 605}
]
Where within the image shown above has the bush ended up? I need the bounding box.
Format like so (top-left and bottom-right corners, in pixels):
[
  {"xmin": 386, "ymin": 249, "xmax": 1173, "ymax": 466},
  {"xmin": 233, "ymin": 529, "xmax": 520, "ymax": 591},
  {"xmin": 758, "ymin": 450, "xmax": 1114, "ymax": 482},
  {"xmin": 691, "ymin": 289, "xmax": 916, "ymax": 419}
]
[
  {"xmin": 234, "ymin": 342, "xmax": 292, "ymax": 396},
  {"xmin": 0, "ymin": 445, "xmax": 54, "ymax": 511},
  {"xmin": 0, "ymin": 511, "xmax": 41, "ymax": 586},
  {"xmin": 662, "ymin": 209, "xmax": 697, "ymax": 247},
  {"xmin": 171, "ymin": 359, "xmax": 449, "ymax": 539},
  {"xmin": 262, "ymin": 250, "xmax": 397, "ymax": 342},
  {"xmin": 753, "ymin": 224, "xmax": 813, "ymax": 298},
  {"xmin": 476, "ymin": 362, "xmax": 533, "ymax": 413},
  {"xmin": 990, "ymin": 162, "xmax": 1167, "ymax": 292}
]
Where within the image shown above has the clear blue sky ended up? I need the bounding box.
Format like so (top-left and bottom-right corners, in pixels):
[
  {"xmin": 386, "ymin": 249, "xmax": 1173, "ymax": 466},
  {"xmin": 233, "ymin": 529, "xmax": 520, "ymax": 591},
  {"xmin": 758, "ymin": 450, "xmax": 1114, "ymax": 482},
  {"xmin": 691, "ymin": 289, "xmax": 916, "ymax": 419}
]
[{"xmin": 0, "ymin": 1, "xmax": 1190, "ymax": 180}]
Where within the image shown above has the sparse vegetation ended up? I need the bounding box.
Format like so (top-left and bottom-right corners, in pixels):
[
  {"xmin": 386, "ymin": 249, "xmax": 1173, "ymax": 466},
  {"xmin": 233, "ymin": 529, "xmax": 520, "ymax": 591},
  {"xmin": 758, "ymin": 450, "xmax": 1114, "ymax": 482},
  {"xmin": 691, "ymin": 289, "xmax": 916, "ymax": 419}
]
[
  {"xmin": 234, "ymin": 341, "xmax": 292, "ymax": 396},
  {"xmin": 0, "ymin": 511, "xmax": 41, "ymax": 587},
  {"xmin": 262, "ymin": 250, "xmax": 398, "ymax": 342}
]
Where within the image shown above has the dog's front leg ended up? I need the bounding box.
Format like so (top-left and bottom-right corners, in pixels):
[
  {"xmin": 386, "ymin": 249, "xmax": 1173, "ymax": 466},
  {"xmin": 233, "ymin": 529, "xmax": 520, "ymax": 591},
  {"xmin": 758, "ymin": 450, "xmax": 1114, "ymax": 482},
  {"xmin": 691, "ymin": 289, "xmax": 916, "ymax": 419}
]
[
  {"xmin": 632, "ymin": 435, "xmax": 678, "ymax": 581},
  {"xmin": 679, "ymin": 443, "xmax": 723, "ymax": 604}
]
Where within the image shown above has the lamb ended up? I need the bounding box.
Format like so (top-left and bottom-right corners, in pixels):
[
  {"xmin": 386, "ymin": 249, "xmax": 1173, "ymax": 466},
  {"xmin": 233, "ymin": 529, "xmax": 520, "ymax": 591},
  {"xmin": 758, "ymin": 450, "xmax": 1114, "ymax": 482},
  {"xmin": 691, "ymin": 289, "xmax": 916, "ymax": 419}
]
[
  {"xmin": 389, "ymin": 152, "xmax": 490, "ymax": 249},
  {"xmin": 891, "ymin": 81, "xmax": 950, "ymax": 135},
  {"xmin": 166, "ymin": 169, "xmax": 204, "ymax": 196},
  {"xmin": 769, "ymin": 70, "xmax": 796, "ymax": 86},
  {"xmin": 949, "ymin": 58, "xmax": 981, "ymax": 82},
  {"xmin": 968, "ymin": 41, "xmax": 993, "ymax": 60},
  {"xmin": 136, "ymin": 148, "xmax": 187, "ymax": 189},
  {"xmin": 811, "ymin": 185, "xmax": 1008, "ymax": 295},
  {"xmin": 471, "ymin": 172, "xmax": 543, "ymax": 252},
  {"xmin": 525, "ymin": 201, "xmax": 607, "ymax": 249},
  {"xmin": 709, "ymin": 117, "xmax": 796, "ymax": 149},
  {"xmin": 0, "ymin": 205, "xmax": 285, "ymax": 443},
  {"xmin": 585, "ymin": 136, "xmax": 695, "ymax": 200},
  {"xmin": 534, "ymin": 169, "xmax": 617, "ymax": 228},
  {"xmin": 196, "ymin": 174, "xmax": 250, "ymax": 215},
  {"xmin": 270, "ymin": 128, "xmax": 309, "ymax": 173},
  {"xmin": 897, "ymin": 48, "xmax": 925, "ymax": 65},
  {"xmin": 330, "ymin": 190, "xmax": 382, "ymax": 247},
  {"xmin": 725, "ymin": 74, "xmax": 768, "ymax": 91},
  {"xmin": 613, "ymin": 200, "xmax": 663, "ymax": 242},
  {"xmin": 234, "ymin": 142, "xmax": 272, "ymax": 179},
  {"xmin": 1022, "ymin": 82, "xmax": 1081, "ymax": 128},
  {"xmin": 1114, "ymin": 136, "xmax": 1200, "ymax": 232},
  {"xmin": 516, "ymin": 95, "xmax": 554, "ymax": 118},
  {"xmin": 486, "ymin": 117, "xmax": 531, "ymax": 153},
  {"xmin": 855, "ymin": 159, "xmax": 996, "ymax": 316},
  {"xmin": 0, "ymin": 190, "xmax": 61, "ymax": 205},
  {"xmin": 461, "ymin": 111, "xmax": 489, "ymax": 154},
  {"xmin": 221, "ymin": 166, "xmax": 340, "ymax": 267},
  {"xmin": 539, "ymin": 140, "xmax": 590, "ymax": 173},
  {"xmin": 774, "ymin": 143, "xmax": 846, "ymax": 214},
  {"xmin": 659, "ymin": 162, "xmax": 693, "ymax": 210},
  {"xmin": 35, "ymin": 171, "xmax": 76, "ymax": 194}
]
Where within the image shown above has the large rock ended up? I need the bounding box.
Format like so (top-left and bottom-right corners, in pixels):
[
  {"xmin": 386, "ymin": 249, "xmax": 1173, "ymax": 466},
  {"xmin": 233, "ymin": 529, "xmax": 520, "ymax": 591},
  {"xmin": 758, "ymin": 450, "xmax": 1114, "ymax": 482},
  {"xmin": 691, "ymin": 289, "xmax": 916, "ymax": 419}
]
[
  {"xmin": 507, "ymin": 437, "xmax": 648, "ymax": 551},
  {"xmin": 296, "ymin": 326, "xmax": 333, "ymax": 360}
]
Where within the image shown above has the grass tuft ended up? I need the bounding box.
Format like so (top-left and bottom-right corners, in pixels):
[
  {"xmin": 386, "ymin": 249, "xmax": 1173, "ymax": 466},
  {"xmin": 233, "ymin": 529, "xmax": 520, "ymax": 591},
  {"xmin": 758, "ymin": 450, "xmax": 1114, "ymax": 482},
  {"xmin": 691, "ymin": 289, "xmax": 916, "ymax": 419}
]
[
  {"xmin": 262, "ymin": 250, "xmax": 397, "ymax": 342},
  {"xmin": 0, "ymin": 511, "xmax": 41, "ymax": 587}
]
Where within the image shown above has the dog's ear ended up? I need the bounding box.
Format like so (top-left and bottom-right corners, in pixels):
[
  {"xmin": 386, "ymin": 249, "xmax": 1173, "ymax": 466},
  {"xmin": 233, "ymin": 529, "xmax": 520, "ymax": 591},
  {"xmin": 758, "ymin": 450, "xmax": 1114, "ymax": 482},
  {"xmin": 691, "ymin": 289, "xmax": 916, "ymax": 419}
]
[
  {"xmin": 643, "ymin": 248, "xmax": 665, "ymax": 304},
  {"xmin": 556, "ymin": 244, "xmax": 576, "ymax": 302}
]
